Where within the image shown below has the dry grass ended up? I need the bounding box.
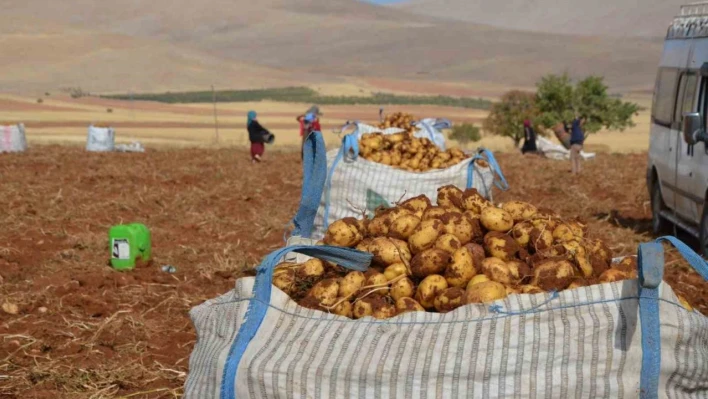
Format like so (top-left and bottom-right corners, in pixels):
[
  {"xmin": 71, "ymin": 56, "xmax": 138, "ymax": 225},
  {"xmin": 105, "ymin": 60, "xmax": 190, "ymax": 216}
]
[{"xmin": 1, "ymin": 143, "xmax": 705, "ymax": 398}]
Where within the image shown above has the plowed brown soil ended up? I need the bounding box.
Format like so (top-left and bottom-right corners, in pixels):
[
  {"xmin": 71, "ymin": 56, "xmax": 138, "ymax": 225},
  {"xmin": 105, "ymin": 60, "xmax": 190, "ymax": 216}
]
[{"xmin": 0, "ymin": 147, "xmax": 704, "ymax": 398}]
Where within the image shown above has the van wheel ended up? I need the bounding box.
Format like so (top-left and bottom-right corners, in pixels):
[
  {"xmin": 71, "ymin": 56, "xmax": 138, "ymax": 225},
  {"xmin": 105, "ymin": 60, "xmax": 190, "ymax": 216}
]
[
  {"xmin": 651, "ymin": 181, "xmax": 668, "ymax": 235},
  {"xmin": 700, "ymin": 204, "xmax": 708, "ymax": 258}
]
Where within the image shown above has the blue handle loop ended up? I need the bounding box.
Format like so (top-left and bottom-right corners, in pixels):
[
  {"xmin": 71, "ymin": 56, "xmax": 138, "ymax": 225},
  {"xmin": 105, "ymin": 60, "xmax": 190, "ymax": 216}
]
[
  {"xmin": 220, "ymin": 245, "xmax": 372, "ymax": 399},
  {"xmin": 322, "ymin": 134, "xmax": 359, "ymax": 229},
  {"xmin": 466, "ymin": 148, "xmax": 509, "ymax": 191},
  {"xmin": 636, "ymin": 236, "xmax": 708, "ymax": 399},
  {"xmin": 290, "ymin": 131, "xmax": 327, "ymax": 239}
]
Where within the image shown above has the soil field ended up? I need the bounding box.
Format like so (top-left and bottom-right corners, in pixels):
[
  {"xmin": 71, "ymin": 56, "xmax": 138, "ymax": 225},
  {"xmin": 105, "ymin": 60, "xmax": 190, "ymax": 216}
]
[{"xmin": 1, "ymin": 146, "xmax": 706, "ymax": 398}]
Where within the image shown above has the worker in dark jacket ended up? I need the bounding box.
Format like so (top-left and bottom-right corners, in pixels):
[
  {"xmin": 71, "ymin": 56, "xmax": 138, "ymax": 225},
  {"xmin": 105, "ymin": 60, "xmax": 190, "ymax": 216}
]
[
  {"xmin": 247, "ymin": 110, "xmax": 270, "ymax": 163},
  {"xmin": 521, "ymin": 119, "xmax": 537, "ymax": 154},
  {"xmin": 570, "ymin": 117, "xmax": 586, "ymax": 174}
]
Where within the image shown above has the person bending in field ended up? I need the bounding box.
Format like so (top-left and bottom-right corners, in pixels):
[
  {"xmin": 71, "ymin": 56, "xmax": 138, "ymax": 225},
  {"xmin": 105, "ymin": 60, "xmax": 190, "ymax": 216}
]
[
  {"xmin": 247, "ymin": 110, "xmax": 270, "ymax": 163},
  {"xmin": 570, "ymin": 117, "xmax": 586, "ymax": 174},
  {"xmin": 521, "ymin": 119, "xmax": 537, "ymax": 154}
]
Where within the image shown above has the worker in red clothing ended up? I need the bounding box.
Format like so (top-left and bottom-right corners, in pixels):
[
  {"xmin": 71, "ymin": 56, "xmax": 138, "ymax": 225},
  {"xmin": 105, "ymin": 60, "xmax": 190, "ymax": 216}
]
[{"xmin": 296, "ymin": 105, "xmax": 322, "ymax": 159}]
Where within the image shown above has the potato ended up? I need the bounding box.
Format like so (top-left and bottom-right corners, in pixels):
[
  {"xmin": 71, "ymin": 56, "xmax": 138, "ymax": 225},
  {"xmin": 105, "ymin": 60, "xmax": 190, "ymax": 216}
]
[
  {"xmin": 396, "ymin": 297, "xmax": 425, "ymax": 313},
  {"xmin": 434, "ymin": 287, "xmax": 466, "ymax": 313},
  {"xmin": 599, "ymin": 269, "xmax": 631, "ymax": 283},
  {"xmin": 423, "ymin": 207, "xmax": 448, "ymax": 221},
  {"xmin": 567, "ymin": 278, "xmax": 589, "ymax": 290},
  {"xmin": 389, "ymin": 214, "xmax": 421, "ymax": 240},
  {"xmin": 588, "ymin": 239, "xmax": 613, "ymax": 266},
  {"xmin": 552, "ymin": 224, "xmax": 576, "ymax": 243},
  {"xmin": 461, "ymin": 188, "xmax": 491, "ymax": 214},
  {"xmin": 372, "ymin": 302, "xmax": 398, "ymax": 319},
  {"xmin": 505, "ymin": 285, "xmax": 521, "ymax": 295},
  {"xmin": 400, "ymin": 195, "xmax": 432, "ymax": 214},
  {"xmin": 298, "ymin": 259, "xmax": 325, "ymax": 278},
  {"xmin": 383, "ymin": 263, "xmax": 408, "ymax": 281},
  {"xmin": 573, "ymin": 246, "xmax": 594, "ymax": 277},
  {"xmin": 415, "ymin": 275, "xmax": 449, "ymax": 309},
  {"xmin": 391, "ymin": 277, "xmax": 416, "ymax": 301},
  {"xmin": 408, "ymin": 219, "xmax": 445, "ymax": 253},
  {"xmin": 437, "ymin": 185, "xmax": 464, "ymax": 210},
  {"xmin": 368, "ymin": 207, "xmax": 412, "ymax": 237},
  {"xmin": 353, "ymin": 298, "xmax": 375, "ymax": 319},
  {"xmin": 484, "ymin": 232, "xmax": 519, "ymax": 261},
  {"xmin": 369, "ymin": 237, "xmax": 411, "ymax": 266},
  {"xmin": 529, "ymin": 228, "xmax": 554, "ymax": 252},
  {"xmin": 445, "ymin": 247, "xmax": 477, "ymax": 288},
  {"xmin": 480, "ymin": 207, "xmax": 514, "ymax": 232},
  {"xmin": 411, "ymin": 248, "xmax": 451, "ymax": 279},
  {"xmin": 561, "ymin": 240, "xmax": 582, "ymax": 254},
  {"xmin": 332, "ymin": 299, "xmax": 353, "ymax": 318},
  {"xmin": 323, "ymin": 217, "xmax": 363, "ymax": 247},
  {"xmin": 435, "ymin": 234, "xmax": 462, "ymax": 254},
  {"xmin": 614, "ymin": 257, "xmax": 638, "ymax": 278},
  {"xmin": 356, "ymin": 238, "xmax": 373, "ymax": 253},
  {"xmin": 519, "ymin": 285, "xmax": 545, "ymax": 294},
  {"xmin": 512, "ymin": 221, "xmax": 534, "ymax": 248},
  {"xmin": 532, "ymin": 259, "xmax": 576, "ymax": 291},
  {"xmin": 440, "ymin": 212, "xmax": 476, "ymax": 244},
  {"xmin": 363, "ymin": 272, "xmax": 390, "ymax": 296},
  {"xmin": 467, "ymin": 274, "xmax": 490, "ymax": 289},
  {"xmin": 273, "ymin": 268, "xmax": 295, "ymax": 295},
  {"xmin": 338, "ymin": 271, "xmax": 366, "ymax": 298},
  {"xmin": 464, "ymin": 243, "xmax": 486, "ymax": 267},
  {"xmin": 507, "ymin": 259, "xmax": 532, "ymax": 283},
  {"xmin": 481, "ymin": 257, "xmax": 517, "ymax": 285},
  {"xmin": 465, "ymin": 281, "xmax": 507, "ymax": 303},
  {"xmin": 501, "ymin": 201, "xmax": 537, "ymax": 223},
  {"xmin": 567, "ymin": 221, "xmax": 586, "ymax": 238},
  {"xmin": 356, "ymin": 218, "xmax": 369, "ymax": 234},
  {"xmin": 678, "ymin": 295, "xmax": 693, "ymax": 312},
  {"xmin": 308, "ymin": 279, "xmax": 340, "ymax": 307}
]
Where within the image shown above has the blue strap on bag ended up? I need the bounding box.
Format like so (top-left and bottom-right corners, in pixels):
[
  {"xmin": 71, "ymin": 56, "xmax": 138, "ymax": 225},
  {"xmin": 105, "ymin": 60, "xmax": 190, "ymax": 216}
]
[
  {"xmin": 220, "ymin": 245, "xmax": 372, "ymax": 399},
  {"xmin": 290, "ymin": 131, "xmax": 327, "ymax": 238}
]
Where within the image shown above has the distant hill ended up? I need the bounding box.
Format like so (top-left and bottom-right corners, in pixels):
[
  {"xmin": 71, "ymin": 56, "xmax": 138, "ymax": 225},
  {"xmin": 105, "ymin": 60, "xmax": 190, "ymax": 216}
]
[
  {"xmin": 0, "ymin": 0, "xmax": 671, "ymax": 94},
  {"xmin": 396, "ymin": 0, "xmax": 685, "ymax": 38}
]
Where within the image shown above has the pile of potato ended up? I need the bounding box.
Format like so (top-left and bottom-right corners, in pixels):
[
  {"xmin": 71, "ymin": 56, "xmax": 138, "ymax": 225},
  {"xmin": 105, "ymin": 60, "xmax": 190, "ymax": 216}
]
[
  {"xmin": 378, "ymin": 112, "xmax": 415, "ymax": 132},
  {"xmin": 360, "ymin": 132, "xmax": 471, "ymax": 171},
  {"xmin": 272, "ymin": 187, "xmax": 693, "ymax": 319}
]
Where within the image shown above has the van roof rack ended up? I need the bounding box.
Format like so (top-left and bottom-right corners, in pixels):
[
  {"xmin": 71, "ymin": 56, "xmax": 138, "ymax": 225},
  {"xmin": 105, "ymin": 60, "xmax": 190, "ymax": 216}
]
[{"xmin": 668, "ymin": 3, "xmax": 708, "ymax": 39}]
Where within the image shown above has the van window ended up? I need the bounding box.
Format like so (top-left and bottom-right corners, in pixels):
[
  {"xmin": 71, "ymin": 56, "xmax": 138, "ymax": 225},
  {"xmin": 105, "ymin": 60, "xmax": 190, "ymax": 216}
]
[
  {"xmin": 676, "ymin": 73, "xmax": 698, "ymax": 122},
  {"xmin": 653, "ymin": 68, "xmax": 680, "ymax": 126}
]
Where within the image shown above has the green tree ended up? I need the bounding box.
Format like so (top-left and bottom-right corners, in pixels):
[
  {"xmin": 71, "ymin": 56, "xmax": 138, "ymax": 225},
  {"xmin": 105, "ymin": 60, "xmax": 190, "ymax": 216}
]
[
  {"xmin": 535, "ymin": 74, "xmax": 641, "ymax": 136},
  {"xmin": 483, "ymin": 90, "xmax": 540, "ymax": 147},
  {"xmin": 449, "ymin": 123, "xmax": 482, "ymax": 144}
]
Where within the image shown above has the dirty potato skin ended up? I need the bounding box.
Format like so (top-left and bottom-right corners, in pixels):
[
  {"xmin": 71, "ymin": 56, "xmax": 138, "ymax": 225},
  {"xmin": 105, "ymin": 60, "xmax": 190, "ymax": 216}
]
[
  {"xmin": 338, "ymin": 271, "xmax": 366, "ymax": 298},
  {"xmin": 400, "ymin": 195, "xmax": 432, "ymax": 214},
  {"xmin": 440, "ymin": 212, "xmax": 476, "ymax": 244},
  {"xmin": 390, "ymin": 277, "xmax": 416, "ymax": 301},
  {"xmin": 324, "ymin": 217, "xmax": 364, "ymax": 248},
  {"xmin": 437, "ymin": 185, "xmax": 464, "ymax": 210},
  {"xmin": 434, "ymin": 287, "xmax": 466, "ymax": 313},
  {"xmin": 501, "ymin": 201, "xmax": 538, "ymax": 223},
  {"xmin": 435, "ymin": 234, "xmax": 462, "ymax": 254},
  {"xmin": 484, "ymin": 232, "xmax": 520, "ymax": 261},
  {"xmin": 532, "ymin": 259, "xmax": 576, "ymax": 291},
  {"xmin": 408, "ymin": 218, "xmax": 445, "ymax": 254},
  {"xmin": 480, "ymin": 207, "xmax": 514, "ymax": 232},
  {"xmin": 461, "ymin": 188, "xmax": 490, "ymax": 214},
  {"xmin": 411, "ymin": 248, "xmax": 451, "ymax": 279},
  {"xmin": 465, "ymin": 281, "xmax": 507, "ymax": 303},
  {"xmin": 415, "ymin": 275, "xmax": 449, "ymax": 309},
  {"xmin": 396, "ymin": 297, "xmax": 426, "ymax": 313},
  {"xmin": 308, "ymin": 279, "xmax": 341, "ymax": 307},
  {"xmin": 389, "ymin": 214, "xmax": 422, "ymax": 240},
  {"xmin": 445, "ymin": 247, "xmax": 477, "ymax": 288}
]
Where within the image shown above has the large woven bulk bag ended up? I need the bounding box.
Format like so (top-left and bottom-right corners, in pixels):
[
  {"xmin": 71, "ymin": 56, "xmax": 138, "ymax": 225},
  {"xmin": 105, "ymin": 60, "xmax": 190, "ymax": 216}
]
[
  {"xmin": 0, "ymin": 124, "xmax": 27, "ymax": 153},
  {"xmin": 293, "ymin": 131, "xmax": 508, "ymax": 240},
  {"xmin": 86, "ymin": 125, "xmax": 115, "ymax": 152},
  {"xmin": 184, "ymin": 236, "xmax": 708, "ymax": 398}
]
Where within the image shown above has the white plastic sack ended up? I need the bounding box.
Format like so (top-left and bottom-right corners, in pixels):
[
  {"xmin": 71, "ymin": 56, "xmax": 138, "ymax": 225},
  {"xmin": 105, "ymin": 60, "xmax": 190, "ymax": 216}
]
[
  {"xmin": 86, "ymin": 125, "xmax": 115, "ymax": 152},
  {"xmin": 184, "ymin": 237, "xmax": 708, "ymax": 398},
  {"xmin": 537, "ymin": 136, "xmax": 596, "ymax": 160},
  {"xmin": 306, "ymin": 136, "xmax": 506, "ymax": 238},
  {"xmin": 0, "ymin": 124, "xmax": 27, "ymax": 153},
  {"xmin": 114, "ymin": 141, "xmax": 145, "ymax": 153},
  {"xmin": 412, "ymin": 118, "xmax": 450, "ymax": 150}
]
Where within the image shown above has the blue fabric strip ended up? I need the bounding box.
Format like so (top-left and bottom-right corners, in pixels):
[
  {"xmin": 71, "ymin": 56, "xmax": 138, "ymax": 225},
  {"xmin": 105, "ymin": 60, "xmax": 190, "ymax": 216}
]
[
  {"xmin": 291, "ymin": 131, "xmax": 327, "ymax": 239},
  {"xmin": 637, "ymin": 242, "xmax": 663, "ymax": 399},
  {"xmin": 220, "ymin": 245, "xmax": 372, "ymax": 399},
  {"xmin": 656, "ymin": 235, "xmax": 708, "ymax": 280}
]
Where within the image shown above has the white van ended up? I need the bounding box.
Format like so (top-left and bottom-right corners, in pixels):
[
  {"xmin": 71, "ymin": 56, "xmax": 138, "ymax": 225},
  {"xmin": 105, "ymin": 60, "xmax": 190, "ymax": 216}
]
[{"xmin": 648, "ymin": 2, "xmax": 708, "ymax": 256}]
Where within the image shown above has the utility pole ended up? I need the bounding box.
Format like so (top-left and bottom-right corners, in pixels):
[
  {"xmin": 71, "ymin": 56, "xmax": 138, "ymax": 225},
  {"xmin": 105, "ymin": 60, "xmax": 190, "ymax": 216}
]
[{"xmin": 212, "ymin": 85, "xmax": 220, "ymax": 144}]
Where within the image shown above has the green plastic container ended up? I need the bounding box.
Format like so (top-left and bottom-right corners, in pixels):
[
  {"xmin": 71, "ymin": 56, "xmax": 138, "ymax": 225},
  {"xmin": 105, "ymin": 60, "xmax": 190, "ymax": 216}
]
[{"xmin": 109, "ymin": 223, "xmax": 152, "ymax": 270}]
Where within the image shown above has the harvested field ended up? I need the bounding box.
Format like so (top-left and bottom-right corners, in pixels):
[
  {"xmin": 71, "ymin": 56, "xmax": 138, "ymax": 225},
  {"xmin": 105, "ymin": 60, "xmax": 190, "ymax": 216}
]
[{"xmin": 1, "ymin": 146, "xmax": 705, "ymax": 398}]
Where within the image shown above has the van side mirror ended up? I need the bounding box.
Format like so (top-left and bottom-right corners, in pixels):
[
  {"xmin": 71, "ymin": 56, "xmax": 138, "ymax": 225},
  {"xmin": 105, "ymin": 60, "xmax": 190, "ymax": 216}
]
[{"xmin": 682, "ymin": 112, "xmax": 705, "ymax": 145}]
